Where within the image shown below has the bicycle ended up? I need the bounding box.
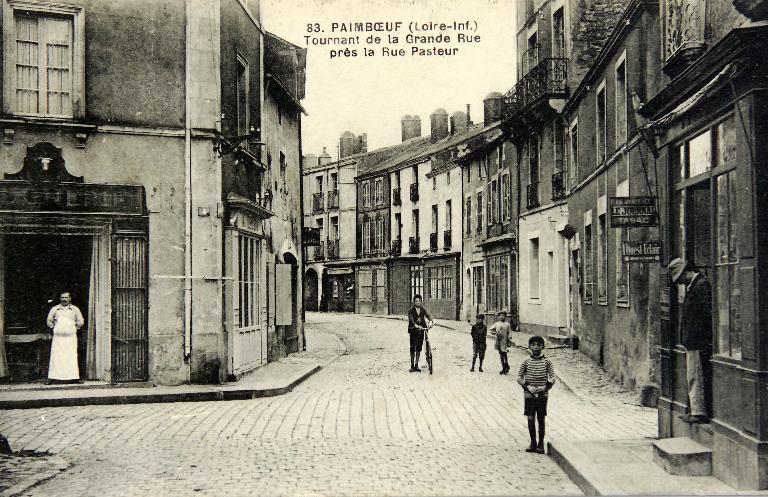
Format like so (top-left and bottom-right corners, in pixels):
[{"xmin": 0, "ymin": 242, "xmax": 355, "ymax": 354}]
[{"xmin": 415, "ymin": 322, "xmax": 434, "ymax": 375}]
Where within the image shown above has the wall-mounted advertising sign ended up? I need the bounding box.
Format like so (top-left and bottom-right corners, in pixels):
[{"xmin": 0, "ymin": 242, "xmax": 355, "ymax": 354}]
[
  {"xmin": 302, "ymin": 227, "xmax": 321, "ymax": 247},
  {"xmin": 609, "ymin": 196, "xmax": 658, "ymax": 227},
  {"xmin": 622, "ymin": 239, "xmax": 662, "ymax": 263}
]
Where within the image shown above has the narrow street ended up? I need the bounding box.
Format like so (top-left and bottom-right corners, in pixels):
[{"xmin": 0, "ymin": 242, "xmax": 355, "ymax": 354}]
[{"xmin": 0, "ymin": 313, "xmax": 656, "ymax": 497}]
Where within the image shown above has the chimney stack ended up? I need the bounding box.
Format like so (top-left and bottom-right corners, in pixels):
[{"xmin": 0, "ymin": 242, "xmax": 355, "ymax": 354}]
[
  {"xmin": 339, "ymin": 131, "xmax": 368, "ymax": 158},
  {"xmin": 400, "ymin": 115, "xmax": 422, "ymax": 142},
  {"xmin": 450, "ymin": 111, "xmax": 469, "ymax": 134},
  {"xmin": 483, "ymin": 92, "xmax": 503, "ymax": 124},
  {"xmin": 318, "ymin": 146, "xmax": 332, "ymax": 165},
  {"xmin": 466, "ymin": 104, "xmax": 472, "ymax": 125},
  {"xmin": 303, "ymin": 154, "xmax": 318, "ymax": 169},
  {"xmin": 430, "ymin": 109, "xmax": 449, "ymax": 142}
]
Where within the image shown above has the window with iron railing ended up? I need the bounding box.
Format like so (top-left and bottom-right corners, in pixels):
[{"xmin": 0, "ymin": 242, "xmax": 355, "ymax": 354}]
[
  {"xmin": 390, "ymin": 238, "xmax": 402, "ymax": 256},
  {"xmin": 392, "ymin": 187, "xmax": 401, "ymax": 206},
  {"xmin": 410, "ymin": 183, "xmax": 419, "ymax": 202},
  {"xmin": 526, "ymin": 182, "xmax": 540, "ymax": 209},
  {"xmin": 443, "ymin": 230, "xmax": 452, "ymax": 249},
  {"xmin": 328, "ymin": 189, "xmax": 339, "ymax": 209},
  {"xmin": 314, "ymin": 241, "xmax": 325, "ymax": 260},
  {"xmin": 312, "ymin": 192, "xmax": 324, "ymax": 212},
  {"xmin": 429, "ymin": 232, "xmax": 438, "ymax": 252},
  {"xmin": 552, "ymin": 171, "xmax": 566, "ymax": 200},
  {"xmin": 408, "ymin": 236, "xmax": 419, "ymax": 254},
  {"xmin": 327, "ymin": 239, "xmax": 339, "ymax": 259}
]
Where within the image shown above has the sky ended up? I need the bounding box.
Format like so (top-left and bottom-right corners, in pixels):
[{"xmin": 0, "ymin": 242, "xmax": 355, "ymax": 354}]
[{"xmin": 262, "ymin": 0, "xmax": 518, "ymax": 159}]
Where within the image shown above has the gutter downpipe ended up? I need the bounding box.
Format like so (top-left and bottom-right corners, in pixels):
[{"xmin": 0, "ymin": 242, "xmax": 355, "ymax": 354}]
[{"xmin": 183, "ymin": 0, "xmax": 193, "ymax": 375}]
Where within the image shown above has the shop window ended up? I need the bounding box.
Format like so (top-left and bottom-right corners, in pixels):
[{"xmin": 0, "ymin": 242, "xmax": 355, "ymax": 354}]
[
  {"xmin": 598, "ymin": 213, "xmax": 608, "ymax": 305},
  {"xmin": 529, "ymin": 237, "xmax": 540, "ymax": 299},
  {"xmin": 410, "ymin": 265, "xmax": 423, "ymax": 300},
  {"xmin": 5, "ymin": 4, "xmax": 85, "ymax": 118},
  {"xmin": 487, "ymin": 254, "xmax": 509, "ymax": 312},
  {"xmin": 428, "ymin": 266, "xmax": 452, "ymax": 300},
  {"xmin": 715, "ymin": 171, "xmax": 740, "ymax": 358},
  {"xmin": 688, "ymin": 130, "xmax": 712, "ymax": 178}
]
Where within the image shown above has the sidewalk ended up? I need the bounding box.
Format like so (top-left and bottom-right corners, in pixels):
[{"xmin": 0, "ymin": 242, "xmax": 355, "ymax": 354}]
[{"xmin": 0, "ymin": 327, "xmax": 346, "ymax": 410}]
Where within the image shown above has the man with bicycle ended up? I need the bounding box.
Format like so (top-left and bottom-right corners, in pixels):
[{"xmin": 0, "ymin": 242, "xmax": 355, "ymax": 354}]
[{"xmin": 407, "ymin": 294, "xmax": 433, "ymax": 372}]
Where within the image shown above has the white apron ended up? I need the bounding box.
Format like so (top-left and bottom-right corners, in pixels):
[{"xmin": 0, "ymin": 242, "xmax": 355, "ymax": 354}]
[{"xmin": 48, "ymin": 318, "xmax": 79, "ymax": 380}]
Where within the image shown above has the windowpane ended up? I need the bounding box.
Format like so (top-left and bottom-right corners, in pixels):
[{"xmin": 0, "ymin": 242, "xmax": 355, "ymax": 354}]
[
  {"xmin": 688, "ymin": 130, "xmax": 711, "ymax": 177},
  {"xmin": 569, "ymin": 124, "xmax": 579, "ymax": 187},
  {"xmin": 597, "ymin": 88, "xmax": 607, "ymax": 164},
  {"xmin": 717, "ymin": 117, "xmax": 738, "ymax": 167},
  {"xmin": 598, "ymin": 214, "xmax": 607, "ymax": 303},
  {"xmin": 529, "ymin": 238, "xmax": 540, "ymax": 299},
  {"xmin": 616, "ymin": 62, "xmax": 627, "ymax": 144},
  {"xmin": 584, "ymin": 224, "xmax": 593, "ymax": 303}
]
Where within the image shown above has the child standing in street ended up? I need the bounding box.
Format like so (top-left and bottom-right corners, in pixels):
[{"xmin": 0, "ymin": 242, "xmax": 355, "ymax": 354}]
[
  {"xmin": 517, "ymin": 335, "xmax": 555, "ymax": 454},
  {"xmin": 470, "ymin": 314, "xmax": 487, "ymax": 372},
  {"xmin": 490, "ymin": 310, "xmax": 512, "ymax": 374}
]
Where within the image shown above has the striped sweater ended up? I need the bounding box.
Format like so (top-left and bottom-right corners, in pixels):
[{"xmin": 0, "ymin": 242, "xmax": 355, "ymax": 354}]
[{"xmin": 517, "ymin": 355, "xmax": 556, "ymax": 398}]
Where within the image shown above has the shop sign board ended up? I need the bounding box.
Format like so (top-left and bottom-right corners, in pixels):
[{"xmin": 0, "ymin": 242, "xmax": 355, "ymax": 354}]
[
  {"xmin": 609, "ymin": 196, "xmax": 658, "ymax": 227},
  {"xmin": 622, "ymin": 239, "xmax": 663, "ymax": 263},
  {"xmin": 302, "ymin": 227, "xmax": 321, "ymax": 246}
]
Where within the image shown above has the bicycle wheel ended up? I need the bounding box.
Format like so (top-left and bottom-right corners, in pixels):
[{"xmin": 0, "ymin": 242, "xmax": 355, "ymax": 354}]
[{"xmin": 425, "ymin": 339, "xmax": 433, "ymax": 375}]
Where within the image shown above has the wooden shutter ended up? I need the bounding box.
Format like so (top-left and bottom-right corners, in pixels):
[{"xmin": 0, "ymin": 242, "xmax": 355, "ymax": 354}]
[{"xmin": 275, "ymin": 263, "xmax": 292, "ymax": 325}]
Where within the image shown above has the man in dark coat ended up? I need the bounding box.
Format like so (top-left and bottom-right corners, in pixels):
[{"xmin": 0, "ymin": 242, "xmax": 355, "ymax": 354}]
[
  {"xmin": 669, "ymin": 258, "xmax": 712, "ymax": 423},
  {"xmin": 407, "ymin": 294, "xmax": 433, "ymax": 372}
]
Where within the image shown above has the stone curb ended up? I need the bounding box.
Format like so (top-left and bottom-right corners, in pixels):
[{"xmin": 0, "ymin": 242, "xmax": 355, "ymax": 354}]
[
  {"xmin": 547, "ymin": 441, "xmax": 603, "ymax": 495},
  {"xmin": 0, "ymin": 456, "xmax": 70, "ymax": 497}
]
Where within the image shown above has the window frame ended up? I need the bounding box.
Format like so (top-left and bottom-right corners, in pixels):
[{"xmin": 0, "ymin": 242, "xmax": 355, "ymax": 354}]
[
  {"xmin": 569, "ymin": 118, "xmax": 579, "ymax": 187},
  {"xmin": 236, "ymin": 54, "xmax": 250, "ymax": 136},
  {"xmin": 614, "ymin": 52, "xmax": 628, "ymax": 147},
  {"xmin": 529, "ymin": 236, "xmax": 540, "ymax": 301},
  {"xmin": 3, "ymin": 0, "xmax": 85, "ymax": 118},
  {"xmin": 596, "ymin": 80, "xmax": 607, "ymax": 166}
]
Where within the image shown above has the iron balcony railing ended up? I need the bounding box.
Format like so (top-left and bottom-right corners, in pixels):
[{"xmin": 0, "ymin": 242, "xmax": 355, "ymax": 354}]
[
  {"xmin": 408, "ymin": 236, "xmax": 419, "ymax": 254},
  {"xmin": 392, "ymin": 187, "xmax": 401, "ymax": 206},
  {"xmin": 409, "ymin": 183, "xmax": 419, "ymax": 202},
  {"xmin": 328, "ymin": 189, "xmax": 339, "ymax": 209},
  {"xmin": 429, "ymin": 232, "xmax": 438, "ymax": 251},
  {"xmin": 390, "ymin": 238, "xmax": 402, "ymax": 256},
  {"xmin": 312, "ymin": 192, "xmax": 324, "ymax": 212},
  {"xmin": 327, "ymin": 239, "xmax": 339, "ymax": 259},
  {"xmin": 313, "ymin": 241, "xmax": 325, "ymax": 260},
  {"xmin": 552, "ymin": 171, "xmax": 566, "ymax": 200},
  {"xmin": 443, "ymin": 230, "xmax": 452, "ymax": 250},
  {"xmin": 502, "ymin": 58, "xmax": 568, "ymax": 119},
  {"xmin": 526, "ymin": 182, "xmax": 540, "ymax": 210}
]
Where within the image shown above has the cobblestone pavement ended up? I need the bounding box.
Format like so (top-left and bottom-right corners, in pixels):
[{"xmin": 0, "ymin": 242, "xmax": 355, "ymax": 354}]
[{"xmin": 0, "ymin": 313, "xmax": 657, "ymax": 497}]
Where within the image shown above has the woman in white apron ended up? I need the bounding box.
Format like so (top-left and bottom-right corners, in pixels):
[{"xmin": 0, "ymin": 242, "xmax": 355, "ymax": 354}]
[{"xmin": 46, "ymin": 291, "xmax": 85, "ymax": 384}]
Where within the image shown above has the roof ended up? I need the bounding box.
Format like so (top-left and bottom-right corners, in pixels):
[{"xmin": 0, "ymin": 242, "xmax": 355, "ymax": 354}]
[
  {"xmin": 357, "ymin": 121, "xmax": 502, "ymax": 179},
  {"xmin": 265, "ymin": 32, "xmax": 307, "ymax": 103}
]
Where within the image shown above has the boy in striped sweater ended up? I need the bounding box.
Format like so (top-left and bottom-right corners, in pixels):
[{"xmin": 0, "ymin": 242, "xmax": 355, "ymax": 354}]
[{"xmin": 517, "ymin": 335, "xmax": 555, "ymax": 454}]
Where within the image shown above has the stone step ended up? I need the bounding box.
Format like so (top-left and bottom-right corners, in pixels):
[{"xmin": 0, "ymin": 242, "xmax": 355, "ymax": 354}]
[
  {"xmin": 653, "ymin": 437, "xmax": 713, "ymax": 477},
  {"xmin": 546, "ymin": 334, "xmax": 572, "ymax": 347}
]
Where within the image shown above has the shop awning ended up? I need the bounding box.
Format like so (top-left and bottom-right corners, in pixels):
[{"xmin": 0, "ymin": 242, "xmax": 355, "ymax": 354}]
[{"xmin": 646, "ymin": 63, "xmax": 738, "ymax": 129}]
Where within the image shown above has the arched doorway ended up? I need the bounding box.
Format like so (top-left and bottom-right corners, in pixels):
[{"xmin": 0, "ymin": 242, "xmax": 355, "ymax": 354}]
[{"xmin": 304, "ymin": 268, "xmax": 319, "ymax": 312}]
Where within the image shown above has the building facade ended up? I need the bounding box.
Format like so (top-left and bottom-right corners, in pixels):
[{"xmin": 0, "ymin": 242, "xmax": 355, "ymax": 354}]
[
  {"xmin": 0, "ymin": 0, "xmax": 305, "ymax": 386},
  {"xmin": 637, "ymin": 0, "xmax": 768, "ymax": 488}
]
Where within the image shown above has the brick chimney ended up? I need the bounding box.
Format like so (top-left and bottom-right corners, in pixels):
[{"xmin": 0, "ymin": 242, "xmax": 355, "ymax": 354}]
[
  {"xmin": 483, "ymin": 92, "xmax": 503, "ymax": 123},
  {"xmin": 318, "ymin": 147, "xmax": 332, "ymax": 165},
  {"xmin": 450, "ymin": 111, "xmax": 469, "ymax": 134},
  {"xmin": 430, "ymin": 109, "xmax": 449, "ymax": 142},
  {"xmin": 401, "ymin": 115, "xmax": 422, "ymax": 142}
]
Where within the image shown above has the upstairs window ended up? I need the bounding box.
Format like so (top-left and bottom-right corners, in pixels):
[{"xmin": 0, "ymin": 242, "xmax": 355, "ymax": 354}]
[
  {"xmin": 596, "ymin": 82, "xmax": 607, "ymax": 165},
  {"xmin": 237, "ymin": 56, "xmax": 249, "ymax": 136},
  {"xmin": 615, "ymin": 58, "xmax": 627, "ymax": 146},
  {"xmin": 5, "ymin": 4, "xmax": 85, "ymax": 118},
  {"xmin": 552, "ymin": 7, "xmax": 565, "ymax": 57}
]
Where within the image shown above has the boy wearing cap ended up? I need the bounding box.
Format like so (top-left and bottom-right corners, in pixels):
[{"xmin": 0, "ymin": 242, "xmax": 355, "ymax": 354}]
[
  {"xmin": 668, "ymin": 257, "xmax": 712, "ymax": 423},
  {"xmin": 517, "ymin": 335, "xmax": 555, "ymax": 453},
  {"xmin": 490, "ymin": 311, "xmax": 512, "ymax": 374},
  {"xmin": 470, "ymin": 314, "xmax": 487, "ymax": 372}
]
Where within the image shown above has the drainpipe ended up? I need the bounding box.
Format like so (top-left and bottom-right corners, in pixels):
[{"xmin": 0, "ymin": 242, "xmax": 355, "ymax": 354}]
[{"xmin": 183, "ymin": 1, "xmax": 194, "ymax": 375}]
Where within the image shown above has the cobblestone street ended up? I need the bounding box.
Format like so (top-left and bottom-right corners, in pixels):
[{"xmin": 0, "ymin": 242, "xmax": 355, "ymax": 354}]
[{"xmin": 0, "ymin": 313, "xmax": 657, "ymax": 496}]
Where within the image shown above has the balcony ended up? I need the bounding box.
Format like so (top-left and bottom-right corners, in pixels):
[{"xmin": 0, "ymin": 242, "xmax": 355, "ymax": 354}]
[
  {"xmin": 390, "ymin": 238, "xmax": 402, "ymax": 256},
  {"xmin": 392, "ymin": 187, "xmax": 401, "ymax": 206},
  {"xmin": 443, "ymin": 230, "xmax": 452, "ymax": 250},
  {"xmin": 327, "ymin": 239, "xmax": 339, "ymax": 259},
  {"xmin": 327, "ymin": 189, "xmax": 339, "ymax": 209},
  {"xmin": 408, "ymin": 236, "xmax": 419, "ymax": 254},
  {"xmin": 487, "ymin": 222, "xmax": 503, "ymax": 238},
  {"xmin": 313, "ymin": 241, "xmax": 325, "ymax": 260},
  {"xmin": 552, "ymin": 171, "xmax": 566, "ymax": 200},
  {"xmin": 429, "ymin": 232, "xmax": 438, "ymax": 252},
  {"xmin": 409, "ymin": 183, "xmax": 419, "ymax": 202},
  {"xmin": 502, "ymin": 58, "xmax": 568, "ymax": 119},
  {"xmin": 526, "ymin": 182, "xmax": 540, "ymax": 210},
  {"xmin": 312, "ymin": 192, "xmax": 324, "ymax": 213}
]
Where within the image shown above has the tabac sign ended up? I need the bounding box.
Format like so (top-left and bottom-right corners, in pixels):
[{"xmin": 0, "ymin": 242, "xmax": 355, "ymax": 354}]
[
  {"xmin": 622, "ymin": 240, "xmax": 662, "ymax": 263},
  {"xmin": 609, "ymin": 196, "xmax": 658, "ymax": 227}
]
